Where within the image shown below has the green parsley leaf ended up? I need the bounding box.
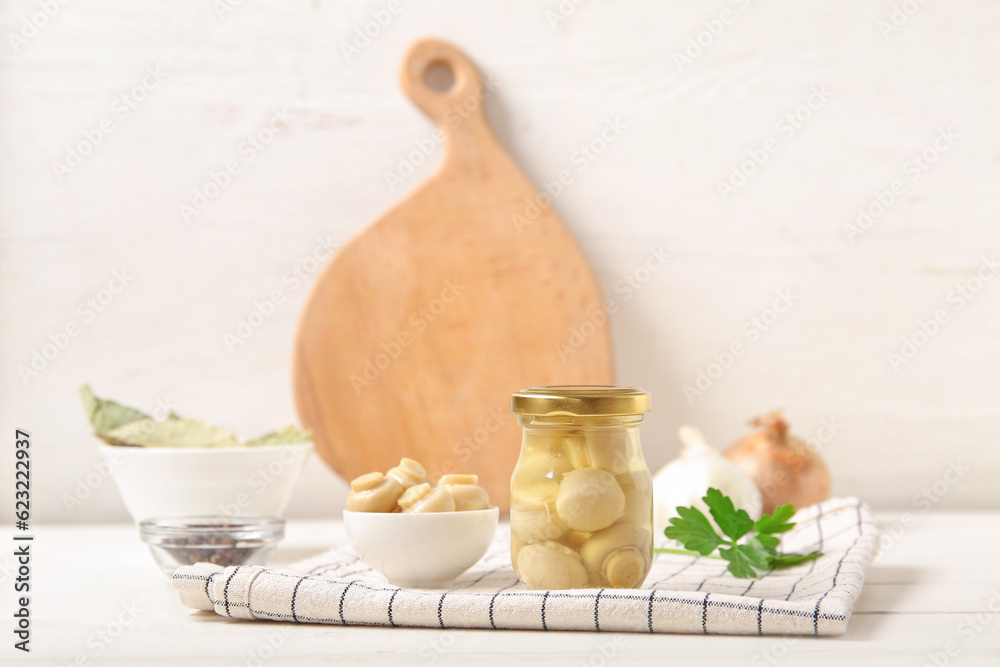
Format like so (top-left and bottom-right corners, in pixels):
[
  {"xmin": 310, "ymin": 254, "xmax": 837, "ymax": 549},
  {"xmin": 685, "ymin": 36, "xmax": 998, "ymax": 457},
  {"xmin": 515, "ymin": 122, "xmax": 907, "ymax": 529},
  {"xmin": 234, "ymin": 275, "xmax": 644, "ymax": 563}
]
[
  {"xmin": 654, "ymin": 488, "xmax": 825, "ymax": 579},
  {"xmin": 664, "ymin": 506, "xmax": 724, "ymax": 556},
  {"xmin": 720, "ymin": 544, "xmax": 770, "ymax": 579},
  {"xmin": 753, "ymin": 533, "xmax": 780, "ymax": 553},
  {"xmin": 704, "ymin": 487, "xmax": 755, "ymax": 541},
  {"xmin": 768, "ymin": 551, "xmax": 823, "ymax": 569},
  {"xmin": 754, "ymin": 503, "xmax": 796, "ymax": 534}
]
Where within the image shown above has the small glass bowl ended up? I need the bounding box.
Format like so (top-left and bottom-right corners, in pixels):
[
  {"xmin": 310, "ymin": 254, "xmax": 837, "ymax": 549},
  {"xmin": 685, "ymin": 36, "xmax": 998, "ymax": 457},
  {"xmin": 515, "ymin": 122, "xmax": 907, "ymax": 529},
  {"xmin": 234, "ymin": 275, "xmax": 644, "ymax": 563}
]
[{"xmin": 139, "ymin": 516, "xmax": 285, "ymax": 576}]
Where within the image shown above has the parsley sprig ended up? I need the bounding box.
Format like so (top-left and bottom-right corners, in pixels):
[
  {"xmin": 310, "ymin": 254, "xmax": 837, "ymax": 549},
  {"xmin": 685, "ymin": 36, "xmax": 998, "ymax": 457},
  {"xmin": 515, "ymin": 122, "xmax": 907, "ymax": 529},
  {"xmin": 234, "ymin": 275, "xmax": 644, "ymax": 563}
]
[{"xmin": 653, "ymin": 488, "xmax": 822, "ymax": 578}]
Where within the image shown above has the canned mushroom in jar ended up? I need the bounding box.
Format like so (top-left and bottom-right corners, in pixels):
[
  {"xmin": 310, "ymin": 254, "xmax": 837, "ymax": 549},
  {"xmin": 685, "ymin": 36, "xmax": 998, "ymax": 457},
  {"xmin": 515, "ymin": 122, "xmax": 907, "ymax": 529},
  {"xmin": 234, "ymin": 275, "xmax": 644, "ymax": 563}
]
[{"xmin": 509, "ymin": 386, "xmax": 653, "ymax": 590}]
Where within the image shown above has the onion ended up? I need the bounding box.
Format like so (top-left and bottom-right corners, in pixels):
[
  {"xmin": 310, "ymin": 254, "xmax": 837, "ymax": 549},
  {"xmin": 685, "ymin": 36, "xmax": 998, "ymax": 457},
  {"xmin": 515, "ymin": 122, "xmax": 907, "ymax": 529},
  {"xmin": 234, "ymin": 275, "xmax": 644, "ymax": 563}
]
[{"xmin": 723, "ymin": 411, "xmax": 831, "ymax": 513}]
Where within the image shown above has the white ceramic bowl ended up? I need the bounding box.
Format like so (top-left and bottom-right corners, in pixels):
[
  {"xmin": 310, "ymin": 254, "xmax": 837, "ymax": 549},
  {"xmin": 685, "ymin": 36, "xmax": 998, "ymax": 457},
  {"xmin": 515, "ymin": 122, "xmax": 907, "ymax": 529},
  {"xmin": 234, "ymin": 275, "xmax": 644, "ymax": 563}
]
[
  {"xmin": 98, "ymin": 442, "xmax": 312, "ymax": 522},
  {"xmin": 343, "ymin": 508, "xmax": 499, "ymax": 587}
]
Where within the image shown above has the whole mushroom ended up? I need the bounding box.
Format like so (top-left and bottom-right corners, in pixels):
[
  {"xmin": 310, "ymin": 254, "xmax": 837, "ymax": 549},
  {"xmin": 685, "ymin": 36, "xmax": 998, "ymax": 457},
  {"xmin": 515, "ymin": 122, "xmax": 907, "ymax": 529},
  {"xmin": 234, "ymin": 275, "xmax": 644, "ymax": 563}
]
[
  {"xmin": 516, "ymin": 541, "xmax": 589, "ymax": 590},
  {"xmin": 555, "ymin": 468, "xmax": 625, "ymax": 532}
]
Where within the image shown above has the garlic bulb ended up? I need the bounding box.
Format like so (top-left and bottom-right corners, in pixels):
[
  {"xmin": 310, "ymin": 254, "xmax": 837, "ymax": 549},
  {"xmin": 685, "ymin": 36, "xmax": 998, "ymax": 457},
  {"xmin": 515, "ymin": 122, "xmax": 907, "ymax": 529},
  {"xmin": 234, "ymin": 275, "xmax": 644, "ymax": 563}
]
[{"xmin": 652, "ymin": 425, "xmax": 762, "ymax": 537}]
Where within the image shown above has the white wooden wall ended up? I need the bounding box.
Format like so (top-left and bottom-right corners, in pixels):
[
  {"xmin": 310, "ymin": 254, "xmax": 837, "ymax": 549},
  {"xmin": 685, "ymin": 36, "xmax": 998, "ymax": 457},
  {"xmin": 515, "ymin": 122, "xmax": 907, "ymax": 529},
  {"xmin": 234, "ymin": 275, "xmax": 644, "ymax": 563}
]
[{"xmin": 1, "ymin": 0, "xmax": 998, "ymax": 523}]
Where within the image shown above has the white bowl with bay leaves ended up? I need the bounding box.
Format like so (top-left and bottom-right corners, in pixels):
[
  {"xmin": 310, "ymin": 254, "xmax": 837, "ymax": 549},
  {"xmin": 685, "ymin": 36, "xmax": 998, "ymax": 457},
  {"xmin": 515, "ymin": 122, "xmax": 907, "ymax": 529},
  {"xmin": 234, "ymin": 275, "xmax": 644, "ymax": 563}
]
[{"xmin": 82, "ymin": 386, "xmax": 312, "ymax": 522}]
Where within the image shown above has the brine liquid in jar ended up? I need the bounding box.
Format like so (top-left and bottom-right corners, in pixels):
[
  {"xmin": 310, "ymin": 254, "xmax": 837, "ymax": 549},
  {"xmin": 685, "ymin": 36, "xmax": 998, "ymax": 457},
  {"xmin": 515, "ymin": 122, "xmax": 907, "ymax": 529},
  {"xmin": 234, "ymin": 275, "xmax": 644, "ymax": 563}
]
[{"xmin": 509, "ymin": 386, "xmax": 652, "ymax": 590}]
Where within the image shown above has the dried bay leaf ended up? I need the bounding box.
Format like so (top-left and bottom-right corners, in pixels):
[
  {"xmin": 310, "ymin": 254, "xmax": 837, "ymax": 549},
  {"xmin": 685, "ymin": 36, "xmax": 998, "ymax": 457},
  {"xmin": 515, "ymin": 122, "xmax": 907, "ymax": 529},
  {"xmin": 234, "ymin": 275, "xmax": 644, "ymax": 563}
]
[
  {"xmin": 79, "ymin": 384, "xmax": 150, "ymax": 434},
  {"xmin": 246, "ymin": 424, "xmax": 312, "ymax": 447},
  {"xmin": 82, "ymin": 385, "xmax": 308, "ymax": 448},
  {"xmin": 105, "ymin": 418, "xmax": 242, "ymax": 449}
]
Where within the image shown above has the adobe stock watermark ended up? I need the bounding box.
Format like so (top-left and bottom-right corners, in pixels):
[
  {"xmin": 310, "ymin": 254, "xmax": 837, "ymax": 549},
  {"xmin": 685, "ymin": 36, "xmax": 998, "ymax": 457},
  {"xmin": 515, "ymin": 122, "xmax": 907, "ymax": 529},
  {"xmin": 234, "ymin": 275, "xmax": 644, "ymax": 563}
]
[
  {"xmin": 428, "ymin": 407, "xmax": 506, "ymax": 481},
  {"xmin": 0, "ymin": 555, "xmax": 16, "ymax": 587},
  {"xmin": 555, "ymin": 245, "xmax": 669, "ymax": 362},
  {"xmin": 59, "ymin": 600, "xmax": 143, "ymax": 666},
  {"xmin": 384, "ymin": 72, "xmax": 500, "ymax": 191},
  {"xmin": 245, "ymin": 627, "xmax": 291, "ymax": 667},
  {"xmin": 752, "ymin": 637, "xmax": 799, "ymax": 667},
  {"xmin": 52, "ymin": 65, "xmax": 166, "ymax": 182},
  {"xmin": 886, "ymin": 255, "xmax": 997, "ymax": 372},
  {"xmin": 340, "ymin": 0, "xmax": 405, "ymax": 62},
  {"xmin": 544, "ymin": 0, "xmax": 590, "ymax": 29},
  {"xmin": 350, "ymin": 279, "xmax": 466, "ymax": 393},
  {"xmin": 919, "ymin": 589, "xmax": 1000, "ymax": 667},
  {"xmin": 512, "ymin": 117, "xmax": 628, "ymax": 234},
  {"xmin": 878, "ymin": 0, "xmax": 931, "ymax": 41},
  {"xmin": 844, "ymin": 126, "xmax": 958, "ymax": 243},
  {"xmin": 716, "ymin": 85, "xmax": 832, "ymax": 202},
  {"xmin": 219, "ymin": 445, "xmax": 311, "ymax": 517},
  {"xmin": 405, "ymin": 631, "xmax": 456, "ymax": 667},
  {"xmin": 673, "ymin": 0, "xmax": 755, "ymax": 72},
  {"xmin": 7, "ymin": 0, "xmax": 71, "ymax": 53},
  {"xmin": 179, "ymin": 107, "xmax": 295, "ymax": 222},
  {"xmin": 682, "ymin": 287, "xmax": 798, "ymax": 404},
  {"xmin": 62, "ymin": 396, "xmax": 179, "ymax": 514},
  {"xmin": 18, "ymin": 268, "xmax": 133, "ymax": 385},
  {"xmin": 580, "ymin": 635, "xmax": 627, "ymax": 666},
  {"xmin": 214, "ymin": 0, "xmax": 245, "ymax": 21},
  {"xmin": 877, "ymin": 459, "xmax": 967, "ymax": 557},
  {"xmin": 224, "ymin": 235, "xmax": 338, "ymax": 352}
]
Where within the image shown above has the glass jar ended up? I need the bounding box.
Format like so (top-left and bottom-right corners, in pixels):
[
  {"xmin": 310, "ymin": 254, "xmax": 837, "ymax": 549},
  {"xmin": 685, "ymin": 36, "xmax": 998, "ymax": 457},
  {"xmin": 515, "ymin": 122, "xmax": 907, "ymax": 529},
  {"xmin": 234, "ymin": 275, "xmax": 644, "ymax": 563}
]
[{"xmin": 509, "ymin": 386, "xmax": 652, "ymax": 590}]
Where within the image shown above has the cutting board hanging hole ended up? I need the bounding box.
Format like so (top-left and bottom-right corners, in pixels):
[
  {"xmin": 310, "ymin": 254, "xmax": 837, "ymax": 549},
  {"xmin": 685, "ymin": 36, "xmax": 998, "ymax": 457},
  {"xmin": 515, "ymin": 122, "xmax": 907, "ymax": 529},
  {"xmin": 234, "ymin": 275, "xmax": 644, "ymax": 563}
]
[
  {"xmin": 400, "ymin": 39, "xmax": 488, "ymax": 134},
  {"xmin": 424, "ymin": 61, "xmax": 455, "ymax": 94}
]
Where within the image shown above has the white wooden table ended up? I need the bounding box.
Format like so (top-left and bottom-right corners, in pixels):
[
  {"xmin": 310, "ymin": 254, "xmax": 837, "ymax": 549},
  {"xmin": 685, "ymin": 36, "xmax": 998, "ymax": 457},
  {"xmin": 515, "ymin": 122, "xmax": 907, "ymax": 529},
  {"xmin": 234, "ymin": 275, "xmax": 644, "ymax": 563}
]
[{"xmin": 7, "ymin": 512, "xmax": 1000, "ymax": 665}]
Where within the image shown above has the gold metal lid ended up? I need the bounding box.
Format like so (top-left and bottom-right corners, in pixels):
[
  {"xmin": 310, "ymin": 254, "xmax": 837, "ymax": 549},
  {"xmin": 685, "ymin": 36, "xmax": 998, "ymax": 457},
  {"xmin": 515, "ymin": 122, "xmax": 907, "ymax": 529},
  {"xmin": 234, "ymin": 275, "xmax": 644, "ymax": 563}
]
[{"xmin": 510, "ymin": 385, "xmax": 651, "ymax": 417}]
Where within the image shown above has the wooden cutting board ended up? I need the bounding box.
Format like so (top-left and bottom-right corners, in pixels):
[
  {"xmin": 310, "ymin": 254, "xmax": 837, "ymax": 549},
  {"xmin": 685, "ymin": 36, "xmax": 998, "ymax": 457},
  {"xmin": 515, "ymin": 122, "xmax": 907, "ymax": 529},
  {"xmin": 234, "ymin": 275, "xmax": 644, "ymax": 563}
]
[{"xmin": 293, "ymin": 38, "xmax": 613, "ymax": 511}]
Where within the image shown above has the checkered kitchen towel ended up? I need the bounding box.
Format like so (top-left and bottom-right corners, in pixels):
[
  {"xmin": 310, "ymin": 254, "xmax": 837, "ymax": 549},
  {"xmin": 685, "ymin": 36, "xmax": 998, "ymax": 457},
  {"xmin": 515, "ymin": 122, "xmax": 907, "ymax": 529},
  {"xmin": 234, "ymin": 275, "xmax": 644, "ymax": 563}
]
[{"xmin": 172, "ymin": 497, "xmax": 878, "ymax": 635}]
